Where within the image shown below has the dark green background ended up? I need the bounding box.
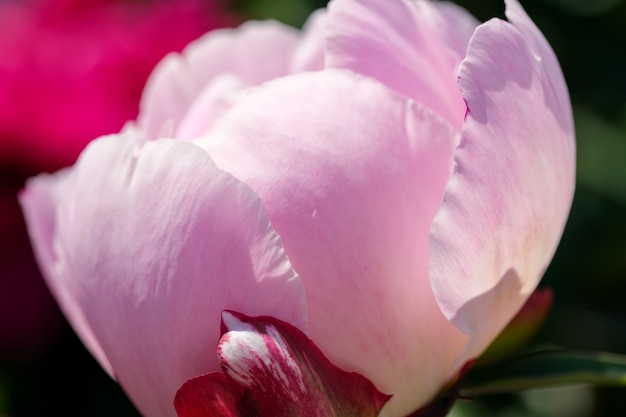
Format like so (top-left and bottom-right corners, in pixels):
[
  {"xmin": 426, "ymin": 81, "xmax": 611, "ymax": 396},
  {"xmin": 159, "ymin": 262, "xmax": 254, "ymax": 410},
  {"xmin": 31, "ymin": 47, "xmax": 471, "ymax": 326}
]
[{"xmin": 1, "ymin": 0, "xmax": 625, "ymax": 416}]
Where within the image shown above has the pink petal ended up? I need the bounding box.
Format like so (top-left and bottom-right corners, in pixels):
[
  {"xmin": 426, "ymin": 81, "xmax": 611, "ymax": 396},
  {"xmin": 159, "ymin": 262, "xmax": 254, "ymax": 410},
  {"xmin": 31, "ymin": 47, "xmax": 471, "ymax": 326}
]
[
  {"xmin": 138, "ymin": 21, "xmax": 300, "ymax": 141},
  {"xmin": 290, "ymin": 9, "xmax": 327, "ymax": 73},
  {"xmin": 19, "ymin": 169, "xmax": 114, "ymax": 375},
  {"xmin": 20, "ymin": 133, "xmax": 307, "ymax": 417},
  {"xmin": 417, "ymin": 1, "xmax": 480, "ymax": 66},
  {"xmin": 325, "ymin": 0, "xmax": 478, "ymax": 130},
  {"xmin": 428, "ymin": 6, "xmax": 575, "ymax": 366},
  {"xmin": 479, "ymin": 288, "xmax": 554, "ymax": 366},
  {"xmin": 217, "ymin": 311, "xmax": 390, "ymax": 417},
  {"xmin": 175, "ymin": 11, "xmax": 331, "ymax": 141},
  {"xmin": 175, "ymin": 74, "xmax": 246, "ymax": 140},
  {"xmin": 200, "ymin": 70, "xmax": 469, "ymax": 416},
  {"xmin": 504, "ymin": 0, "xmax": 574, "ymax": 136},
  {"xmin": 409, "ymin": 360, "xmax": 476, "ymax": 417}
]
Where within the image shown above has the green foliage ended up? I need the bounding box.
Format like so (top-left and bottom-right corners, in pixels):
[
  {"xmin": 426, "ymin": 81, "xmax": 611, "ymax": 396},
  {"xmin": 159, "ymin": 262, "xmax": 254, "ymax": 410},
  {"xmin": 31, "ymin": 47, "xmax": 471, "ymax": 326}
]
[
  {"xmin": 576, "ymin": 105, "xmax": 626, "ymax": 207},
  {"xmin": 546, "ymin": 0, "xmax": 624, "ymax": 15},
  {"xmin": 464, "ymin": 350, "xmax": 626, "ymax": 396},
  {"xmin": 231, "ymin": 0, "xmax": 328, "ymax": 27},
  {"xmin": 0, "ymin": 371, "xmax": 7, "ymax": 414}
]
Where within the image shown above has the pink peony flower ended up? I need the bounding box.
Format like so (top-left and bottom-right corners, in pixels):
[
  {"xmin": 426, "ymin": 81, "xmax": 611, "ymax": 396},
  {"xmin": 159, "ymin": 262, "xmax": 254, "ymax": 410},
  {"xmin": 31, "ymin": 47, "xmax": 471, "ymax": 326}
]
[{"xmin": 19, "ymin": 0, "xmax": 575, "ymax": 416}]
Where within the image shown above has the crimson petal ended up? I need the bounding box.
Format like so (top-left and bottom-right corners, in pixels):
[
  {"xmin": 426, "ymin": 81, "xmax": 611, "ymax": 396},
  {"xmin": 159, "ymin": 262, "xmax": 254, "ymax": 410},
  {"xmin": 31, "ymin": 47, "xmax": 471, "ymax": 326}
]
[
  {"xmin": 219, "ymin": 311, "xmax": 391, "ymax": 417},
  {"xmin": 175, "ymin": 373, "xmax": 244, "ymax": 417},
  {"xmin": 176, "ymin": 311, "xmax": 390, "ymax": 417}
]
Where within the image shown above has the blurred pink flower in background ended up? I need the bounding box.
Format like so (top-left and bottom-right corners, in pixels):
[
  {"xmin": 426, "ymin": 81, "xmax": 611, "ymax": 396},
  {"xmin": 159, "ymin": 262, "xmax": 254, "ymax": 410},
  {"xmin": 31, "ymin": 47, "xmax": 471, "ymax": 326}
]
[
  {"xmin": 0, "ymin": 0, "xmax": 237, "ymax": 171},
  {"xmin": 0, "ymin": 0, "xmax": 236, "ymax": 354}
]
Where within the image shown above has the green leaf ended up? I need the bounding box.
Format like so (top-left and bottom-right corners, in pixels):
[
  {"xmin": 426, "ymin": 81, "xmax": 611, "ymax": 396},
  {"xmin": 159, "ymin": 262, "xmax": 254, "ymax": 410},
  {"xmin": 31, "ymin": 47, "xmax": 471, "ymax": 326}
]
[{"xmin": 462, "ymin": 350, "xmax": 626, "ymax": 396}]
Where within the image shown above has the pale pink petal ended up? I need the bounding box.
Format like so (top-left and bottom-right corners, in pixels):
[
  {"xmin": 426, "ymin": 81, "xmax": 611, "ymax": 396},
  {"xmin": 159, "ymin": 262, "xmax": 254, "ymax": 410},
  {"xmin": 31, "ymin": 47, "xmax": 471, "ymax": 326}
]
[
  {"xmin": 325, "ymin": 0, "xmax": 478, "ymax": 130},
  {"xmin": 22, "ymin": 133, "xmax": 307, "ymax": 417},
  {"xmin": 19, "ymin": 169, "xmax": 113, "ymax": 376},
  {"xmin": 138, "ymin": 21, "xmax": 300, "ymax": 141},
  {"xmin": 416, "ymin": 1, "xmax": 480, "ymax": 65},
  {"xmin": 429, "ymin": 14, "xmax": 575, "ymax": 365},
  {"xmin": 175, "ymin": 74, "xmax": 246, "ymax": 140},
  {"xmin": 504, "ymin": 0, "xmax": 574, "ymax": 135},
  {"xmin": 290, "ymin": 9, "xmax": 327, "ymax": 73},
  {"xmin": 200, "ymin": 70, "xmax": 469, "ymax": 416}
]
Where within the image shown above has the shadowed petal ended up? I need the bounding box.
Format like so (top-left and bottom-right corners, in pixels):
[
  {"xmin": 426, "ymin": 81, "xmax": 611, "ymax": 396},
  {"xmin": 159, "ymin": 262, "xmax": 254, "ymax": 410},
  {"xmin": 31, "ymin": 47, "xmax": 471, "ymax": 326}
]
[
  {"xmin": 429, "ymin": 4, "xmax": 575, "ymax": 367},
  {"xmin": 504, "ymin": 0, "xmax": 573, "ymax": 135}
]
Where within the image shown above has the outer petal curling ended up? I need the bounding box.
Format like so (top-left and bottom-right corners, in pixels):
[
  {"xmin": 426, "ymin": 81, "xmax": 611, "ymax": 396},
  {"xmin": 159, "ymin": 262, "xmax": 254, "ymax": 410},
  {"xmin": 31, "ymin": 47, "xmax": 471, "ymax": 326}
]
[
  {"xmin": 325, "ymin": 0, "xmax": 478, "ymax": 130},
  {"xmin": 429, "ymin": 6, "xmax": 575, "ymax": 366},
  {"xmin": 19, "ymin": 169, "xmax": 113, "ymax": 375},
  {"xmin": 20, "ymin": 133, "xmax": 307, "ymax": 417},
  {"xmin": 200, "ymin": 70, "xmax": 469, "ymax": 416}
]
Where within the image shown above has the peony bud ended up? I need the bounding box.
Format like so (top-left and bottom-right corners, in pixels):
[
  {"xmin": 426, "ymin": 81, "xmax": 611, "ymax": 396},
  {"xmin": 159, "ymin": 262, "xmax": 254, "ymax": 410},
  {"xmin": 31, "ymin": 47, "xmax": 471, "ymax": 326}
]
[{"xmin": 20, "ymin": 1, "xmax": 575, "ymax": 416}]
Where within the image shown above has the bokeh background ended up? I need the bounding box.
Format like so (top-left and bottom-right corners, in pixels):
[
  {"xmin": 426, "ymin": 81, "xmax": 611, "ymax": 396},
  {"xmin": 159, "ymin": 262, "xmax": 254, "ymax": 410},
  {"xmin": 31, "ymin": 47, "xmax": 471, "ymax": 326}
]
[{"xmin": 0, "ymin": 0, "xmax": 624, "ymax": 416}]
